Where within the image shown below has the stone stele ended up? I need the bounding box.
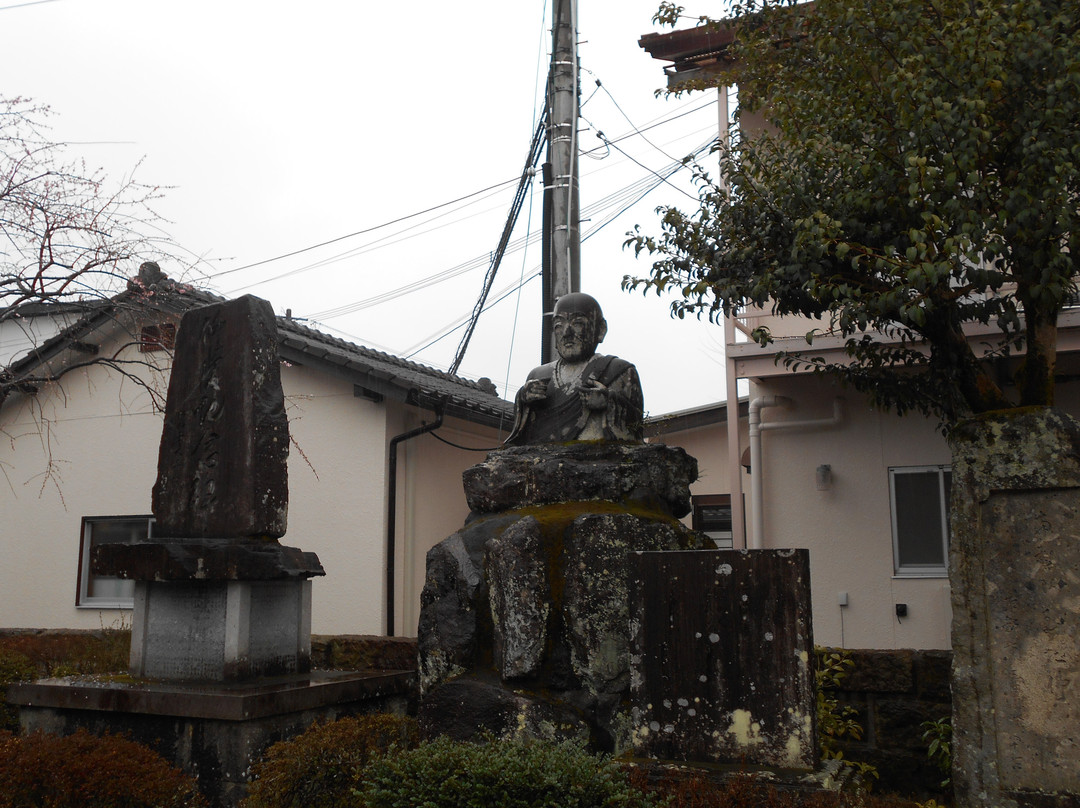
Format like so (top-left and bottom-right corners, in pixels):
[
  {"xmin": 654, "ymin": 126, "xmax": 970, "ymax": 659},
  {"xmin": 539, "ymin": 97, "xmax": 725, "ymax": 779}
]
[
  {"xmin": 152, "ymin": 293, "xmax": 289, "ymax": 539},
  {"xmin": 93, "ymin": 294, "xmax": 323, "ymax": 682}
]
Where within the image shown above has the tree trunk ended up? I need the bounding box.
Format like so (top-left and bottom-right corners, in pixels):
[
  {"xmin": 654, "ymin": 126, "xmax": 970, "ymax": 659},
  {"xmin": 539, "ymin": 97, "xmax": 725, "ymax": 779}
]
[{"xmin": 1017, "ymin": 307, "xmax": 1058, "ymax": 407}]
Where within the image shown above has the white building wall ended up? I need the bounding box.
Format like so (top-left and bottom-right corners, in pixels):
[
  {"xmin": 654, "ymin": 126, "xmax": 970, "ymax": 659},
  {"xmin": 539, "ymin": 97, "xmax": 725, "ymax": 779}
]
[
  {"xmin": 0, "ymin": 330, "xmax": 506, "ymax": 636},
  {"xmin": 751, "ymin": 373, "xmax": 953, "ymax": 650},
  {"xmin": 0, "ymin": 348, "xmax": 170, "ymax": 631},
  {"xmin": 279, "ymin": 362, "xmax": 389, "ymax": 635}
]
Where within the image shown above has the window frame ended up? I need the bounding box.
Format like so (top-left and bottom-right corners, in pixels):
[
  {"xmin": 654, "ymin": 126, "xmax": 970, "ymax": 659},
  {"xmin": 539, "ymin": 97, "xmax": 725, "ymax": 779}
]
[
  {"xmin": 889, "ymin": 465, "xmax": 951, "ymax": 578},
  {"xmin": 75, "ymin": 515, "xmax": 153, "ymax": 609},
  {"xmin": 139, "ymin": 321, "xmax": 176, "ymax": 353},
  {"xmin": 692, "ymin": 493, "xmax": 736, "ymax": 550}
]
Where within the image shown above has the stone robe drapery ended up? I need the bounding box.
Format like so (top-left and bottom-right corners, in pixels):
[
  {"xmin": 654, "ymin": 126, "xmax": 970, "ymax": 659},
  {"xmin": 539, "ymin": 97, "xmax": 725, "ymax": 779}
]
[{"xmin": 506, "ymin": 354, "xmax": 643, "ymax": 445}]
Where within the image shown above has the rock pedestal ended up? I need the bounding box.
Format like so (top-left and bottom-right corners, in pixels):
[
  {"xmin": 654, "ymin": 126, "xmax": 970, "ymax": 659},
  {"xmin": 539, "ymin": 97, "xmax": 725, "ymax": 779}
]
[
  {"xmin": 949, "ymin": 407, "xmax": 1080, "ymax": 808},
  {"xmin": 417, "ymin": 442, "xmax": 710, "ymax": 751}
]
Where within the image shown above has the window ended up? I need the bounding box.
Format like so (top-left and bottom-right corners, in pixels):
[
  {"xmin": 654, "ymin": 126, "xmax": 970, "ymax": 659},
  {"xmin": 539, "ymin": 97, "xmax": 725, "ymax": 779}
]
[
  {"xmin": 76, "ymin": 516, "xmax": 152, "ymax": 608},
  {"xmin": 889, "ymin": 466, "xmax": 951, "ymax": 576},
  {"xmin": 692, "ymin": 494, "xmax": 735, "ymax": 549}
]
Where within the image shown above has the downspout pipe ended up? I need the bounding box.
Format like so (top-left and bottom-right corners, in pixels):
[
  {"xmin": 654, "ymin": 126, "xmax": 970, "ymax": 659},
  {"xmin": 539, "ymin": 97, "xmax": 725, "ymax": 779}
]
[
  {"xmin": 749, "ymin": 396, "xmax": 843, "ymax": 550},
  {"xmin": 386, "ymin": 409, "xmax": 443, "ymax": 636}
]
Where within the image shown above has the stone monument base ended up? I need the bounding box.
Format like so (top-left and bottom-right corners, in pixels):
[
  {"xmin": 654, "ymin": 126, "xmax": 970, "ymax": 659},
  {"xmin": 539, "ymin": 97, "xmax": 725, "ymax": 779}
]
[
  {"xmin": 93, "ymin": 538, "xmax": 324, "ymax": 682},
  {"xmin": 8, "ymin": 669, "xmax": 415, "ymax": 808},
  {"xmin": 131, "ymin": 579, "xmax": 313, "ymax": 681}
]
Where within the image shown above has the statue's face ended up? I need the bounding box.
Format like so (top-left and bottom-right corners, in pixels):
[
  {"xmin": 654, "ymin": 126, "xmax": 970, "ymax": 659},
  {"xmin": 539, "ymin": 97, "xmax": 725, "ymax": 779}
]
[{"xmin": 552, "ymin": 296, "xmax": 605, "ymax": 362}]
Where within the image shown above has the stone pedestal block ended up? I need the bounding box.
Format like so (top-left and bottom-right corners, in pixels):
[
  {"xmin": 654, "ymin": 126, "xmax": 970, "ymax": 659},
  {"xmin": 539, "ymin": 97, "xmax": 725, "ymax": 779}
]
[
  {"xmin": 462, "ymin": 442, "xmax": 698, "ymax": 517},
  {"xmin": 949, "ymin": 407, "xmax": 1080, "ymax": 808},
  {"xmin": 130, "ymin": 579, "xmax": 313, "ymax": 681}
]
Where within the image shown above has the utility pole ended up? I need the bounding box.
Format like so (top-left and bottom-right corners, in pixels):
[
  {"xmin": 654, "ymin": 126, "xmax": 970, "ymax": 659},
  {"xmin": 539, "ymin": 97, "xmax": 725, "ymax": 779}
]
[{"xmin": 542, "ymin": 0, "xmax": 581, "ymax": 362}]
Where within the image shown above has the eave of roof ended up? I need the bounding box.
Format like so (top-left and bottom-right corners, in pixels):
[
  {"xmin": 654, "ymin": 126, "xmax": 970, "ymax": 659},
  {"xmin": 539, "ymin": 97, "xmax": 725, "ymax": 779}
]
[
  {"xmin": 645, "ymin": 397, "xmax": 748, "ymax": 437},
  {"xmin": 639, "ymin": 25, "xmax": 737, "ymax": 90},
  {"xmin": 275, "ymin": 317, "xmax": 513, "ymax": 429}
]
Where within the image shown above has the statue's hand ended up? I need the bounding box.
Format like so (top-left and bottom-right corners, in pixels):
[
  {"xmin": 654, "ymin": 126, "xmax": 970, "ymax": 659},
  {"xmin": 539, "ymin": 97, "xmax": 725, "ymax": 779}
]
[
  {"xmin": 520, "ymin": 378, "xmax": 549, "ymax": 403},
  {"xmin": 580, "ymin": 380, "xmax": 608, "ymax": 411}
]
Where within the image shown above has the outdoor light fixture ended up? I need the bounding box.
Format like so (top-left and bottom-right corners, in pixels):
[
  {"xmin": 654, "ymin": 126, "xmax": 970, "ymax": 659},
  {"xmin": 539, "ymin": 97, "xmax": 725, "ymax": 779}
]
[{"xmin": 815, "ymin": 464, "xmax": 833, "ymax": 490}]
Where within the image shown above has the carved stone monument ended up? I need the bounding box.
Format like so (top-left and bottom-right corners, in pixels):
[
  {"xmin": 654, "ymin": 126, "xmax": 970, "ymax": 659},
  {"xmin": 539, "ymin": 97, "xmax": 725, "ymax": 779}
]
[
  {"xmin": 94, "ymin": 294, "xmax": 324, "ymax": 681},
  {"xmin": 418, "ymin": 293, "xmax": 710, "ymax": 749},
  {"xmin": 11, "ymin": 292, "xmax": 414, "ymax": 807}
]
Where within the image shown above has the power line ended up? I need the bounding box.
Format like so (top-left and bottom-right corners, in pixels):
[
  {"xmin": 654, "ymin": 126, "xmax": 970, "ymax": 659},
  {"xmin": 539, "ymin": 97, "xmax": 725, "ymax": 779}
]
[
  {"xmin": 397, "ymin": 136, "xmax": 717, "ymax": 371},
  {"xmin": 218, "ymin": 98, "xmax": 714, "ymax": 289},
  {"xmin": 207, "ymin": 176, "xmax": 520, "ymax": 280},
  {"xmin": 226, "ymin": 183, "xmax": 517, "ymax": 297},
  {"xmin": 304, "ymin": 133, "xmax": 715, "ymax": 325},
  {"xmin": 450, "ymin": 110, "xmax": 548, "ymax": 375}
]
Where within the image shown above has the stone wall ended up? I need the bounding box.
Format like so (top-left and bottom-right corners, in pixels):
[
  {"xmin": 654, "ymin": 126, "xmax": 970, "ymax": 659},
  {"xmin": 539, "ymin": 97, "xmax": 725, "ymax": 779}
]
[{"xmin": 828, "ymin": 648, "xmax": 952, "ymax": 800}]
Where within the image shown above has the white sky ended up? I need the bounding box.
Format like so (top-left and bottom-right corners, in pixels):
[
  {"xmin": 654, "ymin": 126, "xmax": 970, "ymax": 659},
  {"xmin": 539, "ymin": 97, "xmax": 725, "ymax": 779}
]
[{"xmin": 2, "ymin": 0, "xmax": 729, "ymax": 416}]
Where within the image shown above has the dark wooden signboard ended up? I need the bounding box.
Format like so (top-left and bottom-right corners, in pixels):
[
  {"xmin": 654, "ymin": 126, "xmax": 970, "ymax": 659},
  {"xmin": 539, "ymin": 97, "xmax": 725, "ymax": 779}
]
[{"xmin": 628, "ymin": 549, "xmax": 817, "ymax": 769}]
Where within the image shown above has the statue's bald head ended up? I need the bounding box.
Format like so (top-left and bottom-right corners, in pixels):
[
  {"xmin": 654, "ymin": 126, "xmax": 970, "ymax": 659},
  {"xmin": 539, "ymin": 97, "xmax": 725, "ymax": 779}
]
[
  {"xmin": 552, "ymin": 293, "xmax": 607, "ymax": 362},
  {"xmin": 553, "ymin": 292, "xmax": 602, "ymax": 320}
]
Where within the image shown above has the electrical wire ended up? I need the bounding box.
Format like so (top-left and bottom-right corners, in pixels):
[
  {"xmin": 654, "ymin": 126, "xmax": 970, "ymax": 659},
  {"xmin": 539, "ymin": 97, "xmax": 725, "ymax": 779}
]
[
  {"xmin": 206, "ymin": 176, "xmax": 520, "ymax": 281},
  {"xmin": 304, "ymin": 132, "xmax": 715, "ymax": 328},
  {"xmin": 450, "ymin": 110, "xmax": 548, "ymax": 374},
  {"xmin": 224, "ymin": 98, "xmax": 714, "ymax": 303}
]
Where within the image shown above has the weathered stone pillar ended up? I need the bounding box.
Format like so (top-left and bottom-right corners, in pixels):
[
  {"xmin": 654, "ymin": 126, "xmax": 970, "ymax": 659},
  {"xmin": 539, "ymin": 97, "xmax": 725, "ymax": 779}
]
[{"xmin": 949, "ymin": 407, "xmax": 1080, "ymax": 808}]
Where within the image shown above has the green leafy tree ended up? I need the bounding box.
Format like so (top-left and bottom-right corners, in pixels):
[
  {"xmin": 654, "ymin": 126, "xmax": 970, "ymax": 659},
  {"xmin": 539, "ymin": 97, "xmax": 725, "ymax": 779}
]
[{"xmin": 627, "ymin": 0, "xmax": 1080, "ymax": 425}]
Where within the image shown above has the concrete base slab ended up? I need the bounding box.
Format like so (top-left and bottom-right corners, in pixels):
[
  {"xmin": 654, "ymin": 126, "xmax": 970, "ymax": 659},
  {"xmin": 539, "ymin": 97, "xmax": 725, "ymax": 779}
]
[{"xmin": 8, "ymin": 669, "xmax": 416, "ymax": 807}]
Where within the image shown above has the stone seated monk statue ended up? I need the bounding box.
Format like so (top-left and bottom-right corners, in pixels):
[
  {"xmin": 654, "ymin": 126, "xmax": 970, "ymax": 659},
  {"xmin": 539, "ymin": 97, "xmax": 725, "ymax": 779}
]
[{"xmin": 506, "ymin": 293, "xmax": 644, "ymax": 445}]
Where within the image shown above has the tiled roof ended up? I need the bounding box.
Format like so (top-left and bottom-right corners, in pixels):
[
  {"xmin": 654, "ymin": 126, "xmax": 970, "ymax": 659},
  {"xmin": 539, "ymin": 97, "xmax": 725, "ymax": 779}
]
[
  {"xmin": 276, "ymin": 317, "xmax": 513, "ymax": 429},
  {"xmin": 3, "ymin": 278, "xmax": 514, "ymax": 429}
]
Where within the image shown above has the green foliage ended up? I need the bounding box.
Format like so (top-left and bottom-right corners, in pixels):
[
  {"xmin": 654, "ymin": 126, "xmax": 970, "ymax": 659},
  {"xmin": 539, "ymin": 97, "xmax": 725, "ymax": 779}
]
[
  {"xmin": 360, "ymin": 735, "xmax": 660, "ymax": 808},
  {"xmin": 921, "ymin": 716, "xmax": 952, "ymax": 788},
  {"xmin": 815, "ymin": 649, "xmax": 879, "ymax": 789},
  {"xmin": 0, "ymin": 728, "xmax": 206, "ymax": 808},
  {"xmin": 628, "ymin": 0, "xmax": 1080, "ymax": 425},
  {"xmin": 0, "ymin": 649, "xmax": 38, "ymax": 732},
  {"xmin": 243, "ymin": 713, "xmax": 418, "ymax": 808}
]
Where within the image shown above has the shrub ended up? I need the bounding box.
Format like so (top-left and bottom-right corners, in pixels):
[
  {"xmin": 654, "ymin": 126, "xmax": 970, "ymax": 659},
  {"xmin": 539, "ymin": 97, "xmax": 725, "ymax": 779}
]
[
  {"xmin": 816, "ymin": 648, "xmax": 879, "ymax": 789},
  {"xmin": 361, "ymin": 735, "xmax": 660, "ymax": 808},
  {"xmin": 0, "ymin": 648, "xmax": 38, "ymax": 732},
  {"xmin": 0, "ymin": 620, "xmax": 130, "ymax": 678},
  {"xmin": 0, "ymin": 728, "xmax": 205, "ymax": 808},
  {"xmin": 243, "ymin": 713, "xmax": 418, "ymax": 808}
]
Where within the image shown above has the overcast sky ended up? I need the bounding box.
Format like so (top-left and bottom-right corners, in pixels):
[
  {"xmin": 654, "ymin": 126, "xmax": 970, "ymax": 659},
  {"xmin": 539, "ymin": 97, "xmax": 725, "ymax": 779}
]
[{"xmin": 2, "ymin": 0, "xmax": 730, "ymax": 416}]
